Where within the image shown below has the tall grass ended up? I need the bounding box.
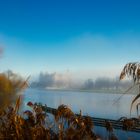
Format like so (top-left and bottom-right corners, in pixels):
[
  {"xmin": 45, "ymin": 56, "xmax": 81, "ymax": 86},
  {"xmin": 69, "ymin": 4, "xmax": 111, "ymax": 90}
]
[{"xmin": 0, "ymin": 100, "xmax": 101, "ymax": 140}]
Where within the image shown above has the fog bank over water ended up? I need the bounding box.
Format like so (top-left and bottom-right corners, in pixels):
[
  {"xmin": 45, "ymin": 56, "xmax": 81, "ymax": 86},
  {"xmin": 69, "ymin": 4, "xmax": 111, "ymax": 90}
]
[{"xmin": 30, "ymin": 70, "xmax": 132, "ymax": 91}]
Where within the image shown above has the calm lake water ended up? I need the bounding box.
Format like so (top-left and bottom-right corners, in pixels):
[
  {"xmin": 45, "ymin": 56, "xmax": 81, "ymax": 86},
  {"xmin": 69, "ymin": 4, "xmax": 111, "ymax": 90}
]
[
  {"xmin": 22, "ymin": 88, "xmax": 140, "ymax": 140},
  {"xmin": 22, "ymin": 88, "xmax": 138, "ymax": 119}
]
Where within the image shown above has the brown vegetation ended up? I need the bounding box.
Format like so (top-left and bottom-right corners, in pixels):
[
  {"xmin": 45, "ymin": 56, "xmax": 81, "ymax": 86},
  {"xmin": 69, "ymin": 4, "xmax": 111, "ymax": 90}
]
[
  {"xmin": 0, "ymin": 70, "xmax": 29, "ymax": 109},
  {"xmin": 0, "ymin": 100, "xmax": 102, "ymax": 140},
  {"xmin": 119, "ymin": 62, "xmax": 140, "ymax": 115}
]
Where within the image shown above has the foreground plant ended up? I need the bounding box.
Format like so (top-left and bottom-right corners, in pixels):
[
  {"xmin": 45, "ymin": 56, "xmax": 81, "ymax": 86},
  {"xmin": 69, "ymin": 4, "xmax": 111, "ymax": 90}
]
[
  {"xmin": 119, "ymin": 62, "xmax": 140, "ymax": 115},
  {"xmin": 0, "ymin": 71, "xmax": 29, "ymax": 109},
  {"xmin": 0, "ymin": 99, "xmax": 104, "ymax": 140}
]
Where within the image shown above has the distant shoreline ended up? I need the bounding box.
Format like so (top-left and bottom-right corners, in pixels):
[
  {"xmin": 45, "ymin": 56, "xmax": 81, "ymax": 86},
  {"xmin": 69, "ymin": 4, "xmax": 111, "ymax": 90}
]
[{"xmin": 29, "ymin": 87, "xmax": 136, "ymax": 95}]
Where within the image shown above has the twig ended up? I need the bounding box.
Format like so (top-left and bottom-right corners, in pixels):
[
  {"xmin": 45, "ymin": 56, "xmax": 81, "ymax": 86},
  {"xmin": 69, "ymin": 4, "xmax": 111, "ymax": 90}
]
[{"xmin": 113, "ymin": 84, "xmax": 138, "ymax": 105}]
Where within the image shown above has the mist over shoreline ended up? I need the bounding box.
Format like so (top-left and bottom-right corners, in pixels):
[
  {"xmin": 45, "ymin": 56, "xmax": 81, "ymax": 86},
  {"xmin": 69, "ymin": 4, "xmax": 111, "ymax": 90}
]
[{"xmin": 30, "ymin": 71, "xmax": 133, "ymax": 93}]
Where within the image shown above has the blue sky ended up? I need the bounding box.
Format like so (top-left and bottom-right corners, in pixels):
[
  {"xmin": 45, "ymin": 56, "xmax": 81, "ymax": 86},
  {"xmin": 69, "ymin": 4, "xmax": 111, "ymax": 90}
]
[{"xmin": 0, "ymin": 0, "xmax": 140, "ymax": 79}]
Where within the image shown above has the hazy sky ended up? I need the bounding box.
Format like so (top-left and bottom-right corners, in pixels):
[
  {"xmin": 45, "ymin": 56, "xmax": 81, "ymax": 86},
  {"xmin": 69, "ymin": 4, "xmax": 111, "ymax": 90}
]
[{"xmin": 0, "ymin": 0, "xmax": 140, "ymax": 79}]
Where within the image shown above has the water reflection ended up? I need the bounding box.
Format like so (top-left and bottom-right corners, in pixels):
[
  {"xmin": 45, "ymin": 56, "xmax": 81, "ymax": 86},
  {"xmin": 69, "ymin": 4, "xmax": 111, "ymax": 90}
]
[
  {"xmin": 22, "ymin": 88, "xmax": 137, "ymax": 119},
  {"xmin": 21, "ymin": 88, "xmax": 140, "ymax": 140}
]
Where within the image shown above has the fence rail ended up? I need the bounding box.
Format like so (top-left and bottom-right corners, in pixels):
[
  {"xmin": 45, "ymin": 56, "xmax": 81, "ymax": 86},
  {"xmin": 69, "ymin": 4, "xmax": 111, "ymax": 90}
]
[{"xmin": 41, "ymin": 105, "xmax": 140, "ymax": 133}]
